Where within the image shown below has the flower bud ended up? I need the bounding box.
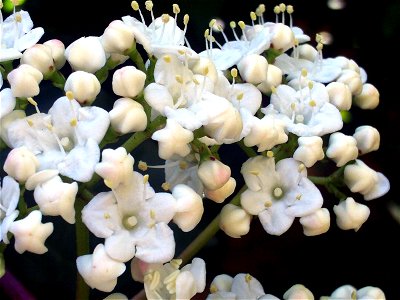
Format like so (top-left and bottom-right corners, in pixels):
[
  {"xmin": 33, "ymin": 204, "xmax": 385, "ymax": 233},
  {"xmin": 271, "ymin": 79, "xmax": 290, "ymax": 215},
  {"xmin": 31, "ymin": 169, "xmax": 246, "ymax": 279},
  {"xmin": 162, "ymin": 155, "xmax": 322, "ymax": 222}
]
[
  {"xmin": 256, "ymin": 64, "xmax": 283, "ymax": 94},
  {"xmin": 64, "ymin": 71, "xmax": 101, "ymax": 105},
  {"xmin": 344, "ymin": 159, "xmax": 390, "ymax": 200},
  {"xmin": 283, "ymin": 284, "xmax": 314, "ymax": 300},
  {"xmin": 353, "ymin": 83, "xmax": 380, "ymax": 109},
  {"xmin": 293, "ymin": 136, "xmax": 324, "ymax": 168},
  {"xmin": 197, "ymin": 159, "xmax": 231, "ymax": 191},
  {"xmin": 210, "ymin": 274, "xmax": 233, "ymax": 293},
  {"xmin": 112, "ymin": 66, "xmax": 146, "ymax": 98},
  {"xmin": 271, "ymin": 23, "xmax": 295, "ymax": 52},
  {"xmin": 357, "ymin": 286, "xmax": 386, "ymax": 300},
  {"xmin": 109, "ymin": 98, "xmax": 147, "ymax": 134},
  {"xmin": 34, "ymin": 176, "xmax": 78, "ymax": 224},
  {"xmin": 43, "ymin": 39, "xmax": 66, "ymax": 69},
  {"xmin": 336, "ymin": 69, "xmax": 363, "ymax": 95},
  {"xmin": 299, "ymin": 208, "xmax": 330, "ymax": 236},
  {"xmin": 353, "ymin": 125, "xmax": 380, "ymax": 155},
  {"xmin": 172, "ymin": 184, "xmax": 204, "ymax": 232},
  {"xmin": 333, "ymin": 197, "xmax": 370, "ymax": 231},
  {"xmin": 3, "ymin": 146, "xmax": 39, "ymax": 183},
  {"xmin": 326, "ymin": 132, "xmax": 358, "ymax": 167},
  {"xmin": 101, "ymin": 20, "xmax": 135, "ymax": 54},
  {"xmin": 330, "ymin": 285, "xmax": 356, "ymax": 299},
  {"xmin": 191, "ymin": 57, "xmax": 218, "ymax": 83},
  {"xmin": 237, "ymin": 54, "xmax": 268, "ymax": 85},
  {"xmin": 7, "ymin": 64, "xmax": 43, "ymax": 97},
  {"xmin": 296, "ymin": 44, "xmax": 318, "ymax": 61},
  {"xmin": 326, "ymin": 81, "xmax": 352, "ymax": 111},
  {"xmin": 65, "ymin": 36, "xmax": 107, "ymax": 73},
  {"xmin": 205, "ymin": 177, "xmax": 236, "ymax": 203},
  {"xmin": 219, "ymin": 204, "xmax": 251, "ymax": 238},
  {"xmin": 20, "ymin": 44, "xmax": 55, "ymax": 76}
]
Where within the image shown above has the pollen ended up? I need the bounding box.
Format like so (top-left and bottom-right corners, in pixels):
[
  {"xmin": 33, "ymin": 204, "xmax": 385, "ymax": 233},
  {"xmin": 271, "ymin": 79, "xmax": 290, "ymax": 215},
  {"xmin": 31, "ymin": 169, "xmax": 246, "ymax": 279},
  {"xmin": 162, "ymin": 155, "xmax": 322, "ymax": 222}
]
[
  {"xmin": 138, "ymin": 160, "xmax": 148, "ymax": 171},
  {"xmin": 145, "ymin": 0, "xmax": 153, "ymax": 11},
  {"xmin": 70, "ymin": 118, "xmax": 78, "ymax": 127},
  {"xmin": 238, "ymin": 21, "xmax": 246, "ymax": 30},
  {"xmin": 183, "ymin": 14, "xmax": 190, "ymax": 25},
  {"xmin": 308, "ymin": 81, "xmax": 314, "ymax": 90},
  {"xmin": 143, "ymin": 174, "xmax": 149, "ymax": 184},
  {"xmin": 236, "ymin": 92, "xmax": 244, "ymax": 100},
  {"xmin": 229, "ymin": 21, "xmax": 237, "ymax": 29},
  {"xmin": 163, "ymin": 55, "xmax": 171, "ymax": 63},
  {"xmin": 161, "ymin": 14, "xmax": 170, "ymax": 23},
  {"xmin": 161, "ymin": 182, "xmax": 171, "ymax": 191},
  {"xmin": 245, "ymin": 273, "xmax": 252, "ymax": 283},
  {"xmin": 250, "ymin": 11, "xmax": 257, "ymax": 21},
  {"xmin": 131, "ymin": 1, "xmax": 139, "ymax": 11},
  {"xmin": 287, "ymin": 5, "xmax": 294, "ymax": 14},
  {"xmin": 267, "ymin": 150, "xmax": 274, "ymax": 158},
  {"xmin": 230, "ymin": 68, "xmax": 238, "ymax": 78},
  {"xmin": 309, "ymin": 100, "xmax": 316, "ymax": 107},
  {"xmin": 301, "ymin": 68, "xmax": 308, "ymax": 77},
  {"xmin": 279, "ymin": 3, "xmax": 286, "ymax": 12},
  {"xmin": 173, "ymin": 4, "xmax": 180, "ymax": 14},
  {"xmin": 66, "ymin": 91, "xmax": 74, "ymax": 100}
]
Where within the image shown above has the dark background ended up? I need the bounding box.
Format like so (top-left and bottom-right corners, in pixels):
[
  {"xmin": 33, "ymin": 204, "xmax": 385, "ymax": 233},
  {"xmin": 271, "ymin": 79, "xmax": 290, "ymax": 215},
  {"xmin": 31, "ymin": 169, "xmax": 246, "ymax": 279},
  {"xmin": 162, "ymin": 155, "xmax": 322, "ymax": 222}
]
[{"xmin": 1, "ymin": 0, "xmax": 400, "ymax": 299}]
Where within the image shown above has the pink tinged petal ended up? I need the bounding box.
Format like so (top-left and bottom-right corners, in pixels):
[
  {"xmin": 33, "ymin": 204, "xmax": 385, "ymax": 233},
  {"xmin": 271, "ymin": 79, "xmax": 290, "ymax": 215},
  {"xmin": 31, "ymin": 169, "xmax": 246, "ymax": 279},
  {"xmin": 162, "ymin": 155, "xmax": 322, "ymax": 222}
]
[
  {"xmin": 82, "ymin": 192, "xmax": 121, "ymax": 238},
  {"xmin": 58, "ymin": 138, "xmax": 100, "ymax": 182},
  {"xmin": 135, "ymin": 223, "xmax": 175, "ymax": 264},
  {"xmin": 9, "ymin": 210, "xmax": 54, "ymax": 254},
  {"xmin": 240, "ymin": 189, "xmax": 271, "ymax": 216},
  {"xmin": 181, "ymin": 258, "xmax": 206, "ymax": 293},
  {"xmin": 258, "ymin": 201, "xmax": 295, "ymax": 235},
  {"xmin": 76, "ymin": 244, "xmax": 126, "ymax": 292},
  {"xmin": 285, "ymin": 177, "xmax": 323, "ymax": 217},
  {"xmin": 144, "ymin": 192, "xmax": 176, "ymax": 223},
  {"xmin": 0, "ymin": 89, "xmax": 16, "ymax": 118},
  {"xmin": 1, "ymin": 176, "xmax": 20, "ymax": 215},
  {"xmin": 105, "ymin": 230, "xmax": 136, "ymax": 262},
  {"xmin": 175, "ymin": 271, "xmax": 197, "ymax": 300},
  {"xmin": 15, "ymin": 27, "xmax": 45, "ymax": 51},
  {"xmin": 231, "ymin": 273, "xmax": 265, "ymax": 299},
  {"xmin": 364, "ymin": 172, "xmax": 390, "ymax": 201}
]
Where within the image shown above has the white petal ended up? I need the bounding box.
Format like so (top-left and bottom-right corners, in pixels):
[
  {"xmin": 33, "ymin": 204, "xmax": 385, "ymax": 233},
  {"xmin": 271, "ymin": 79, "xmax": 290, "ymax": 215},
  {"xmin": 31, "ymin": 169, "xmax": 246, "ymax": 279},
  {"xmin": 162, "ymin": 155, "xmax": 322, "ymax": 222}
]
[
  {"xmin": 105, "ymin": 230, "xmax": 136, "ymax": 262},
  {"xmin": 15, "ymin": 27, "xmax": 45, "ymax": 51},
  {"xmin": 231, "ymin": 273, "xmax": 265, "ymax": 299},
  {"xmin": 258, "ymin": 201, "xmax": 295, "ymax": 235}
]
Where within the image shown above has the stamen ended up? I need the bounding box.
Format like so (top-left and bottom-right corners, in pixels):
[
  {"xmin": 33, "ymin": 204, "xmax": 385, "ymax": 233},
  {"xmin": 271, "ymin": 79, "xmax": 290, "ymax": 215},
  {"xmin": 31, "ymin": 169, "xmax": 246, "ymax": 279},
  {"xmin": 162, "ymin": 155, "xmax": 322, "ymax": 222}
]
[
  {"xmin": 163, "ymin": 269, "xmax": 180, "ymax": 285},
  {"xmin": 149, "ymin": 209, "xmax": 156, "ymax": 219},
  {"xmin": 159, "ymin": 14, "xmax": 170, "ymax": 42},
  {"xmin": 264, "ymin": 200, "xmax": 272, "ymax": 207},
  {"xmin": 230, "ymin": 21, "xmax": 240, "ymax": 41},
  {"xmin": 170, "ymin": 259, "xmax": 182, "ymax": 269},
  {"xmin": 230, "ymin": 68, "xmax": 238, "ymax": 92},
  {"xmin": 296, "ymin": 194, "xmax": 302, "ymax": 200},
  {"xmin": 149, "ymin": 270, "xmax": 160, "ymax": 290},
  {"xmin": 256, "ymin": 4, "xmax": 266, "ymax": 24},
  {"xmin": 279, "ymin": 3, "xmax": 286, "ymax": 24},
  {"xmin": 266, "ymin": 150, "xmax": 274, "ymax": 158},
  {"xmin": 104, "ymin": 179, "xmax": 115, "ymax": 189},
  {"xmin": 143, "ymin": 174, "xmax": 149, "ymax": 184},
  {"xmin": 238, "ymin": 21, "xmax": 248, "ymax": 41},
  {"xmin": 287, "ymin": 5, "xmax": 294, "ymax": 28},
  {"xmin": 175, "ymin": 74, "xmax": 184, "ymax": 84},
  {"xmin": 27, "ymin": 97, "xmax": 41, "ymax": 114},
  {"xmin": 138, "ymin": 160, "xmax": 148, "ymax": 171},
  {"xmin": 172, "ymin": 4, "xmax": 180, "ymax": 41},
  {"xmin": 181, "ymin": 14, "xmax": 189, "ymax": 45},
  {"xmin": 249, "ymin": 170, "xmax": 259, "ymax": 175},
  {"xmin": 217, "ymin": 24, "xmax": 229, "ymax": 43},
  {"xmin": 250, "ymin": 11, "xmax": 257, "ymax": 26},
  {"xmin": 236, "ymin": 92, "xmax": 244, "ymax": 101},
  {"xmin": 298, "ymin": 163, "xmax": 305, "ymax": 172},
  {"xmin": 103, "ymin": 212, "xmax": 111, "ymax": 219},
  {"xmin": 145, "ymin": 0, "xmax": 155, "ymax": 22},
  {"xmin": 161, "ymin": 182, "xmax": 170, "ymax": 191},
  {"xmin": 245, "ymin": 273, "xmax": 252, "ymax": 283},
  {"xmin": 274, "ymin": 6, "xmax": 281, "ymax": 23},
  {"xmin": 70, "ymin": 118, "xmax": 77, "ymax": 127},
  {"xmin": 46, "ymin": 122, "xmax": 66, "ymax": 155},
  {"xmin": 131, "ymin": 1, "xmax": 146, "ymax": 26},
  {"xmin": 179, "ymin": 161, "xmax": 188, "ymax": 169},
  {"xmin": 204, "ymin": 29, "xmax": 210, "ymax": 57}
]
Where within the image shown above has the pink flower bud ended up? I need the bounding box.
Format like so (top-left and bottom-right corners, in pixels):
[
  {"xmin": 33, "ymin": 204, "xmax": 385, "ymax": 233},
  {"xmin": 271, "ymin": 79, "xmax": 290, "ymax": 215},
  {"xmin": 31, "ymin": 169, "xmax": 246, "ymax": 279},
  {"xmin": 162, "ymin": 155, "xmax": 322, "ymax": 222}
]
[
  {"xmin": 197, "ymin": 159, "xmax": 231, "ymax": 191},
  {"xmin": 3, "ymin": 146, "xmax": 39, "ymax": 183}
]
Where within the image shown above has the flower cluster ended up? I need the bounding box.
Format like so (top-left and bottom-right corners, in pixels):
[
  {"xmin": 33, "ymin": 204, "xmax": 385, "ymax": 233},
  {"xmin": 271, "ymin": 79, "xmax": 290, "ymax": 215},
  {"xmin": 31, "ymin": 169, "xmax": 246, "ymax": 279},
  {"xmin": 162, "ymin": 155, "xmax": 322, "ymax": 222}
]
[{"xmin": 0, "ymin": 1, "xmax": 390, "ymax": 299}]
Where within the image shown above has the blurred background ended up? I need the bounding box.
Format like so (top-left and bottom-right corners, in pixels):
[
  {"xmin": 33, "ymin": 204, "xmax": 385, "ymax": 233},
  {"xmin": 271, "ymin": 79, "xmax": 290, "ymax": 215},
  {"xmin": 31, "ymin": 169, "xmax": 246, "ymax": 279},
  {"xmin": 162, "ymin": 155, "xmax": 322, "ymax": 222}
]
[{"xmin": 1, "ymin": 0, "xmax": 400, "ymax": 299}]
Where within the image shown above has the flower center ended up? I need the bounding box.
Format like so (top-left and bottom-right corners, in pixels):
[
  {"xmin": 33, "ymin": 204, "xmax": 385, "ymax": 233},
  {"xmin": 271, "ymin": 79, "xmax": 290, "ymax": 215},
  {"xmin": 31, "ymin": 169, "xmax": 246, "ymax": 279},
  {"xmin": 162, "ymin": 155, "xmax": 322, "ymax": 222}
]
[
  {"xmin": 272, "ymin": 186, "xmax": 284, "ymax": 200},
  {"xmin": 122, "ymin": 215, "xmax": 138, "ymax": 230}
]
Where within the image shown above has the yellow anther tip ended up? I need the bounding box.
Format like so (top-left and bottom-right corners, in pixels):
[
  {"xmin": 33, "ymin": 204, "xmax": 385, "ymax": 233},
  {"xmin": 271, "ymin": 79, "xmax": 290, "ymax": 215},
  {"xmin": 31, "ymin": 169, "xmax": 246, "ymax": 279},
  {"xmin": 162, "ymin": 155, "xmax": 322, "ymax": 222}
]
[
  {"xmin": 104, "ymin": 179, "xmax": 114, "ymax": 189},
  {"xmin": 279, "ymin": 3, "xmax": 286, "ymax": 11},
  {"xmin": 161, "ymin": 182, "xmax": 171, "ymax": 191},
  {"xmin": 145, "ymin": 0, "xmax": 153, "ymax": 11},
  {"xmin": 66, "ymin": 91, "xmax": 74, "ymax": 100},
  {"xmin": 273, "ymin": 6, "xmax": 281, "ymax": 14},
  {"xmin": 250, "ymin": 11, "xmax": 257, "ymax": 21},
  {"xmin": 162, "ymin": 14, "xmax": 170, "ymax": 23},
  {"xmin": 230, "ymin": 68, "xmax": 238, "ymax": 78},
  {"xmin": 301, "ymin": 68, "xmax": 308, "ymax": 77},
  {"xmin": 173, "ymin": 4, "xmax": 180, "ymax": 14},
  {"xmin": 236, "ymin": 92, "xmax": 244, "ymax": 100},
  {"xmin": 138, "ymin": 160, "xmax": 148, "ymax": 171},
  {"xmin": 271, "ymin": 86, "xmax": 277, "ymax": 94},
  {"xmin": 131, "ymin": 1, "xmax": 139, "ymax": 11},
  {"xmin": 245, "ymin": 273, "xmax": 252, "ymax": 283},
  {"xmin": 27, "ymin": 97, "xmax": 38, "ymax": 106},
  {"xmin": 229, "ymin": 21, "xmax": 236, "ymax": 29},
  {"xmin": 183, "ymin": 14, "xmax": 189, "ymax": 25},
  {"xmin": 70, "ymin": 118, "xmax": 78, "ymax": 127},
  {"xmin": 143, "ymin": 174, "xmax": 150, "ymax": 184},
  {"xmin": 267, "ymin": 150, "xmax": 274, "ymax": 158},
  {"xmin": 287, "ymin": 5, "xmax": 294, "ymax": 14},
  {"xmin": 238, "ymin": 21, "xmax": 246, "ymax": 30},
  {"xmin": 163, "ymin": 55, "xmax": 171, "ymax": 63}
]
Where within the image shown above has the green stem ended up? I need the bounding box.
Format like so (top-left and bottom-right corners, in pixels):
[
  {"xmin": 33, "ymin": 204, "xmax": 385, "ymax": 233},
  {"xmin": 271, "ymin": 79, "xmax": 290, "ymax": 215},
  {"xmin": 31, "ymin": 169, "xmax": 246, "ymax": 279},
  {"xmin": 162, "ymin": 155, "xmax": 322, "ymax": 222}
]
[
  {"xmin": 308, "ymin": 176, "xmax": 330, "ymax": 185},
  {"xmin": 0, "ymin": 138, "xmax": 7, "ymax": 152},
  {"xmin": 75, "ymin": 197, "xmax": 90, "ymax": 300},
  {"xmin": 46, "ymin": 70, "xmax": 66, "ymax": 90},
  {"xmin": 128, "ymin": 47, "xmax": 146, "ymax": 73},
  {"xmin": 17, "ymin": 186, "xmax": 27, "ymax": 217},
  {"xmin": 238, "ymin": 139, "xmax": 257, "ymax": 157},
  {"xmin": 178, "ymin": 185, "xmax": 246, "ymax": 264}
]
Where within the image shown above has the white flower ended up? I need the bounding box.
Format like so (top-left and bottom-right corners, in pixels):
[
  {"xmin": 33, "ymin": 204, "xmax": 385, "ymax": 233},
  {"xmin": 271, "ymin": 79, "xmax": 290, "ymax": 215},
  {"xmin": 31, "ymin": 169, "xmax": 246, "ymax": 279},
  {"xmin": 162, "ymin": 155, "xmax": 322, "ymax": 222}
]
[
  {"xmin": 0, "ymin": 176, "xmax": 20, "ymax": 244},
  {"xmin": 357, "ymin": 286, "xmax": 386, "ymax": 300},
  {"xmin": 326, "ymin": 132, "xmax": 358, "ymax": 167},
  {"xmin": 112, "ymin": 65, "xmax": 146, "ymax": 98},
  {"xmin": 353, "ymin": 125, "xmax": 380, "ymax": 155},
  {"xmin": 283, "ymin": 284, "xmax": 314, "ymax": 300},
  {"xmin": 109, "ymin": 98, "xmax": 147, "ymax": 134},
  {"xmin": 65, "ymin": 36, "xmax": 107, "ymax": 73},
  {"xmin": 9, "ymin": 210, "xmax": 54, "ymax": 254},
  {"xmin": 197, "ymin": 159, "xmax": 231, "ymax": 191},
  {"xmin": 143, "ymin": 257, "xmax": 206, "ymax": 300},
  {"xmin": 76, "ymin": 243, "xmax": 126, "ymax": 292},
  {"xmin": 299, "ymin": 208, "xmax": 330, "ymax": 236},
  {"xmin": 64, "ymin": 71, "xmax": 101, "ymax": 105},
  {"xmin": 264, "ymin": 83, "xmax": 343, "ymax": 137},
  {"xmin": 43, "ymin": 39, "xmax": 66, "ymax": 69},
  {"xmin": 3, "ymin": 146, "xmax": 39, "ymax": 183},
  {"xmin": 333, "ymin": 197, "xmax": 370, "ymax": 231},
  {"xmin": 240, "ymin": 156, "xmax": 323, "ymax": 235},
  {"xmin": 0, "ymin": 10, "xmax": 44, "ymax": 62},
  {"xmin": 171, "ymin": 184, "xmax": 204, "ymax": 232},
  {"xmin": 83, "ymin": 167, "xmax": 176, "ymax": 263},
  {"xmin": 219, "ymin": 204, "xmax": 251, "ymax": 238},
  {"xmin": 20, "ymin": 43, "xmax": 55, "ymax": 76},
  {"xmin": 101, "ymin": 20, "xmax": 135, "ymax": 54},
  {"xmin": 293, "ymin": 136, "xmax": 324, "ymax": 167},
  {"xmin": 353, "ymin": 83, "xmax": 380, "ymax": 109},
  {"xmin": 152, "ymin": 119, "xmax": 193, "ymax": 160},
  {"xmin": 7, "ymin": 64, "xmax": 43, "ymax": 97},
  {"xmin": 33, "ymin": 176, "xmax": 78, "ymax": 224},
  {"xmin": 329, "ymin": 284, "xmax": 356, "ymax": 299},
  {"xmin": 6, "ymin": 96, "xmax": 110, "ymax": 182},
  {"xmin": 344, "ymin": 160, "xmax": 390, "ymax": 201}
]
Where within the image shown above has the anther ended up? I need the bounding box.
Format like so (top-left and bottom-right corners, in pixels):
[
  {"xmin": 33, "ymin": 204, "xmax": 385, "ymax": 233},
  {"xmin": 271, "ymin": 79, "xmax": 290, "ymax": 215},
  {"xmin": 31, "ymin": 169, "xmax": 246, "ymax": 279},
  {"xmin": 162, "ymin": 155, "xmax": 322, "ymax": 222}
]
[
  {"xmin": 175, "ymin": 75, "xmax": 183, "ymax": 84},
  {"xmin": 210, "ymin": 284, "xmax": 218, "ymax": 294},
  {"xmin": 245, "ymin": 273, "xmax": 252, "ymax": 283},
  {"xmin": 143, "ymin": 174, "xmax": 149, "ymax": 184},
  {"xmin": 66, "ymin": 91, "xmax": 74, "ymax": 100},
  {"xmin": 161, "ymin": 14, "xmax": 170, "ymax": 23},
  {"xmin": 267, "ymin": 150, "xmax": 274, "ymax": 158},
  {"xmin": 163, "ymin": 55, "xmax": 171, "ymax": 63},
  {"xmin": 70, "ymin": 118, "xmax": 77, "ymax": 127},
  {"xmin": 138, "ymin": 160, "xmax": 148, "ymax": 171},
  {"xmin": 131, "ymin": 1, "xmax": 139, "ymax": 11},
  {"xmin": 161, "ymin": 182, "xmax": 171, "ymax": 191},
  {"xmin": 173, "ymin": 3, "xmax": 180, "ymax": 14},
  {"xmin": 298, "ymin": 163, "xmax": 306, "ymax": 172}
]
